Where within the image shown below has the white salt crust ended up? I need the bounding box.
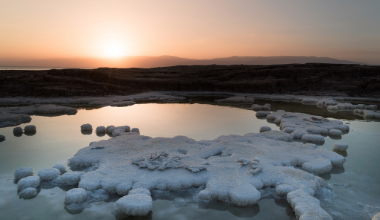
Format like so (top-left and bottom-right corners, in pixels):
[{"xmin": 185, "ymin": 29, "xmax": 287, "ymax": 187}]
[
  {"xmin": 113, "ymin": 194, "xmax": 153, "ymax": 216},
  {"xmin": 259, "ymin": 126, "xmax": 271, "ymax": 133},
  {"xmin": 81, "ymin": 124, "xmax": 92, "ymax": 131},
  {"xmin": 24, "ymin": 125, "xmax": 36, "ymax": 132},
  {"xmin": 38, "ymin": 168, "xmax": 61, "ymax": 181},
  {"xmin": 64, "ymin": 188, "xmax": 87, "ymax": 205},
  {"xmin": 333, "ymin": 143, "xmax": 349, "ymax": 151},
  {"xmin": 14, "ymin": 167, "xmax": 34, "ymax": 181},
  {"xmin": 19, "ymin": 187, "xmax": 38, "ymax": 198},
  {"xmin": 53, "ymin": 164, "xmax": 67, "ymax": 174},
  {"xmin": 17, "ymin": 176, "xmax": 40, "ymax": 191},
  {"xmin": 328, "ymin": 129, "xmax": 343, "ymax": 137},
  {"xmin": 128, "ymin": 188, "xmax": 151, "ymax": 196},
  {"xmin": 55, "ymin": 172, "xmax": 84, "ymax": 185}
]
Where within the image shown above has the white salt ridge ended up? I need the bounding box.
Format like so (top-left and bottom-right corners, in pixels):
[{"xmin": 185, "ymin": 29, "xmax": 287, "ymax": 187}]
[
  {"xmin": 53, "ymin": 164, "xmax": 67, "ymax": 174},
  {"xmin": 19, "ymin": 187, "xmax": 38, "ymax": 198},
  {"xmin": 14, "ymin": 167, "xmax": 34, "ymax": 181},
  {"xmin": 81, "ymin": 124, "xmax": 92, "ymax": 131},
  {"xmin": 113, "ymin": 194, "xmax": 153, "ymax": 216},
  {"xmin": 259, "ymin": 126, "xmax": 271, "ymax": 133},
  {"xmin": 96, "ymin": 126, "xmax": 106, "ymax": 133},
  {"xmin": 24, "ymin": 125, "xmax": 36, "ymax": 132},
  {"xmin": 333, "ymin": 143, "xmax": 348, "ymax": 151},
  {"xmin": 17, "ymin": 176, "xmax": 40, "ymax": 191},
  {"xmin": 65, "ymin": 188, "xmax": 87, "ymax": 205},
  {"xmin": 38, "ymin": 168, "xmax": 61, "ymax": 181}
]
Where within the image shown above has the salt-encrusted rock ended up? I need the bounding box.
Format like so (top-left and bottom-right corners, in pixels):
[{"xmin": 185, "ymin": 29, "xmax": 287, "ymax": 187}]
[
  {"xmin": 128, "ymin": 188, "xmax": 151, "ymax": 196},
  {"xmin": 53, "ymin": 164, "xmax": 67, "ymax": 174},
  {"xmin": 118, "ymin": 126, "xmax": 131, "ymax": 132},
  {"xmin": 291, "ymin": 129, "xmax": 308, "ymax": 139},
  {"xmin": 38, "ymin": 168, "xmax": 61, "ymax": 181},
  {"xmin": 110, "ymin": 101, "xmax": 136, "ymax": 107},
  {"xmin": 283, "ymin": 127, "xmax": 296, "ymax": 133},
  {"xmin": 329, "ymin": 129, "xmax": 343, "ymax": 137},
  {"xmin": 333, "ymin": 143, "xmax": 348, "ymax": 151},
  {"xmin": 17, "ymin": 176, "xmax": 40, "ymax": 191},
  {"xmin": 55, "ymin": 172, "xmax": 84, "ymax": 185},
  {"xmin": 80, "ymin": 124, "xmax": 92, "ymax": 131},
  {"xmin": 131, "ymin": 128, "xmax": 140, "ymax": 134},
  {"xmin": 14, "ymin": 167, "xmax": 34, "ymax": 181},
  {"xmin": 13, "ymin": 126, "xmax": 23, "ymax": 134},
  {"xmin": 116, "ymin": 182, "xmax": 133, "ymax": 196},
  {"xmin": 259, "ymin": 126, "xmax": 271, "ymax": 133},
  {"xmin": 256, "ymin": 111, "xmax": 271, "ymax": 117},
  {"xmin": 251, "ymin": 104, "xmax": 262, "ymax": 110},
  {"xmin": 302, "ymin": 158, "xmax": 332, "ymax": 174},
  {"xmin": 287, "ymin": 189, "xmax": 333, "ymax": 220},
  {"xmin": 96, "ymin": 126, "xmax": 106, "ymax": 133},
  {"xmin": 229, "ymin": 183, "xmax": 261, "ymax": 206},
  {"xmin": 373, "ymin": 213, "xmax": 380, "ymax": 220},
  {"xmin": 0, "ymin": 135, "xmax": 5, "ymax": 141},
  {"xmin": 113, "ymin": 194, "xmax": 153, "ymax": 216},
  {"xmin": 106, "ymin": 125, "xmax": 116, "ymax": 133},
  {"xmin": 217, "ymin": 96, "xmax": 254, "ymax": 103},
  {"xmin": 64, "ymin": 188, "xmax": 87, "ymax": 205},
  {"xmin": 112, "ymin": 129, "xmax": 125, "ymax": 137},
  {"xmin": 24, "ymin": 125, "xmax": 36, "ymax": 132},
  {"xmin": 19, "ymin": 187, "xmax": 38, "ymax": 198},
  {"xmin": 302, "ymin": 134, "xmax": 325, "ymax": 145}
]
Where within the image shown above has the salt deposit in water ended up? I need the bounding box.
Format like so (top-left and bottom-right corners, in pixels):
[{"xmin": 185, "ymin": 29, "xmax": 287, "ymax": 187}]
[{"xmin": 14, "ymin": 167, "xmax": 34, "ymax": 181}]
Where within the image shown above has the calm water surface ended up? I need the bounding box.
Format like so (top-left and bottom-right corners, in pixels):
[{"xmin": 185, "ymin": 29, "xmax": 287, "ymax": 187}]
[{"xmin": 0, "ymin": 102, "xmax": 379, "ymax": 220}]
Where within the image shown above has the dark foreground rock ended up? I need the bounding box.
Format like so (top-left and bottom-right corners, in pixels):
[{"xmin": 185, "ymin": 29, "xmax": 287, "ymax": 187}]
[{"xmin": 1, "ymin": 63, "xmax": 379, "ymax": 97}]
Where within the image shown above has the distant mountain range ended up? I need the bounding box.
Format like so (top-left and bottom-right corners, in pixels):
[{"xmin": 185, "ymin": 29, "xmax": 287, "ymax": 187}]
[{"xmin": 0, "ymin": 56, "xmax": 366, "ymax": 69}]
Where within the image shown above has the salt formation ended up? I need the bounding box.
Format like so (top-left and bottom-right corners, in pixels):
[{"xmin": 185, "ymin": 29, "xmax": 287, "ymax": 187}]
[
  {"xmin": 111, "ymin": 101, "xmax": 136, "ymax": 107},
  {"xmin": 96, "ymin": 126, "xmax": 106, "ymax": 133},
  {"xmin": 266, "ymin": 110, "xmax": 349, "ymax": 144},
  {"xmin": 333, "ymin": 143, "xmax": 348, "ymax": 151},
  {"xmin": 80, "ymin": 124, "xmax": 92, "ymax": 131},
  {"xmin": 216, "ymin": 96, "xmax": 254, "ymax": 103},
  {"xmin": 131, "ymin": 128, "xmax": 140, "ymax": 134},
  {"xmin": 251, "ymin": 104, "xmax": 271, "ymax": 111},
  {"xmin": 128, "ymin": 188, "xmax": 151, "ymax": 196},
  {"xmin": 19, "ymin": 187, "xmax": 38, "ymax": 198},
  {"xmin": 14, "ymin": 167, "xmax": 34, "ymax": 181},
  {"xmin": 53, "ymin": 164, "xmax": 67, "ymax": 174},
  {"xmin": 113, "ymin": 194, "xmax": 153, "ymax": 216},
  {"xmin": 0, "ymin": 111, "xmax": 31, "ymax": 128},
  {"xmin": 38, "ymin": 168, "xmax": 61, "ymax": 181},
  {"xmin": 7, "ymin": 104, "xmax": 77, "ymax": 115},
  {"xmin": 17, "ymin": 176, "xmax": 40, "ymax": 191},
  {"xmin": 13, "ymin": 126, "xmax": 23, "ymax": 134},
  {"xmin": 55, "ymin": 172, "xmax": 84, "ymax": 185},
  {"xmin": 0, "ymin": 134, "xmax": 4, "ymax": 141},
  {"xmin": 259, "ymin": 126, "xmax": 271, "ymax": 133},
  {"xmin": 256, "ymin": 111, "xmax": 271, "ymax": 118},
  {"xmin": 24, "ymin": 125, "xmax": 36, "ymax": 133},
  {"xmin": 65, "ymin": 188, "xmax": 87, "ymax": 205},
  {"xmin": 354, "ymin": 109, "xmax": 380, "ymax": 119},
  {"xmin": 106, "ymin": 125, "xmax": 116, "ymax": 133}
]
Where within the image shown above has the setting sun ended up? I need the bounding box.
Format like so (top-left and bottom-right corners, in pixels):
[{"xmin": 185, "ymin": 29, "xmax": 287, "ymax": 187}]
[{"xmin": 103, "ymin": 41, "xmax": 126, "ymax": 58}]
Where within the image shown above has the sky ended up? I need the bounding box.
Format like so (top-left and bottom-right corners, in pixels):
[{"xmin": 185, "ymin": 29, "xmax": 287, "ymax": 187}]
[{"xmin": 1, "ymin": 0, "xmax": 380, "ymax": 64}]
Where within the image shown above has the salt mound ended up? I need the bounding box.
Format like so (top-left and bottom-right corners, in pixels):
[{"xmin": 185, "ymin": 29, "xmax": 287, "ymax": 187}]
[
  {"xmin": 65, "ymin": 188, "xmax": 87, "ymax": 205},
  {"xmin": 329, "ymin": 129, "xmax": 343, "ymax": 137},
  {"xmin": 81, "ymin": 124, "xmax": 92, "ymax": 131},
  {"xmin": 96, "ymin": 126, "xmax": 106, "ymax": 133},
  {"xmin": 38, "ymin": 168, "xmax": 61, "ymax": 181},
  {"xmin": 106, "ymin": 125, "xmax": 116, "ymax": 133},
  {"xmin": 14, "ymin": 167, "xmax": 34, "ymax": 181},
  {"xmin": 302, "ymin": 134, "xmax": 325, "ymax": 144},
  {"xmin": 19, "ymin": 187, "xmax": 38, "ymax": 198},
  {"xmin": 13, "ymin": 127, "xmax": 23, "ymax": 134},
  {"xmin": 251, "ymin": 104, "xmax": 271, "ymax": 111},
  {"xmin": 131, "ymin": 128, "xmax": 140, "ymax": 134},
  {"xmin": 333, "ymin": 143, "xmax": 348, "ymax": 151},
  {"xmin": 113, "ymin": 194, "xmax": 153, "ymax": 216},
  {"xmin": 17, "ymin": 176, "xmax": 40, "ymax": 191},
  {"xmin": 259, "ymin": 126, "xmax": 271, "ymax": 133},
  {"xmin": 256, "ymin": 111, "xmax": 271, "ymax": 117},
  {"xmin": 129, "ymin": 188, "xmax": 151, "ymax": 196},
  {"xmin": 24, "ymin": 125, "xmax": 36, "ymax": 132},
  {"xmin": 53, "ymin": 164, "xmax": 67, "ymax": 174},
  {"xmin": 112, "ymin": 129, "xmax": 125, "ymax": 137},
  {"xmin": 55, "ymin": 172, "xmax": 84, "ymax": 185}
]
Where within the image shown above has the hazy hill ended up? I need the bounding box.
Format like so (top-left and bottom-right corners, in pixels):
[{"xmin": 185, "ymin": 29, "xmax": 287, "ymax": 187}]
[{"xmin": 0, "ymin": 56, "xmax": 364, "ymax": 69}]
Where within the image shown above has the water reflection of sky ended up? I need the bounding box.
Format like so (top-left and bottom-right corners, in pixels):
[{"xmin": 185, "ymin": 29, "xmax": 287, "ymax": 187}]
[{"xmin": 0, "ymin": 102, "xmax": 379, "ymax": 220}]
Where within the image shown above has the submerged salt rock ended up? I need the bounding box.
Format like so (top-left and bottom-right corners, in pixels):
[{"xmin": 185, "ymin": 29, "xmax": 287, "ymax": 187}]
[
  {"xmin": 302, "ymin": 158, "xmax": 332, "ymax": 174},
  {"xmin": 64, "ymin": 188, "xmax": 87, "ymax": 205},
  {"xmin": 17, "ymin": 176, "xmax": 40, "ymax": 191},
  {"xmin": 53, "ymin": 164, "xmax": 67, "ymax": 174},
  {"xmin": 80, "ymin": 124, "xmax": 92, "ymax": 131},
  {"xmin": 113, "ymin": 194, "xmax": 153, "ymax": 216},
  {"xmin": 287, "ymin": 189, "xmax": 333, "ymax": 220},
  {"xmin": 56, "ymin": 172, "xmax": 84, "ymax": 185},
  {"xmin": 328, "ymin": 129, "xmax": 343, "ymax": 137},
  {"xmin": 96, "ymin": 126, "xmax": 106, "ymax": 133},
  {"xmin": 333, "ymin": 143, "xmax": 348, "ymax": 151},
  {"xmin": 259, "ymin": 126, "xmax": 271, "ymax": 133},
  {"xmin": 19, "ymin": 187, "xmax": 38, "ymax": 198},
  {"xmin": 302, "ymin": 134, "xmax": 325, "ymax": 144},
  {"xmin": 38, "ymin": 168, "xmax": 61, "ymax": 181},
  {"xmin": 24, "ymin": 125, "xmax": 36, "ymax": 132},
  {"xmin": 131, "ymin": 128, "xmax": 140, "ymax": 134},
  {"xmin": 13, "ymin": 127, "xmax": 23, "ymax": 134},
  {"xmin": 14, "ymin": 167, "xmax": 34, "ymax": 181},
  {"xmin": 0, "ymin": 135, "xmax": 4, "ymax": 141},
  {"xmin": 128, "ymin": 188, "xmax": 151, "ymax": 196}
]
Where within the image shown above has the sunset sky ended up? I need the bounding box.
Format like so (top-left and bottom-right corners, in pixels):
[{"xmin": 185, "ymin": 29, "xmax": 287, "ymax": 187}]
[{"xmin": 1, "ymin": 0, "xmax": 379, "ymax": 64}]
